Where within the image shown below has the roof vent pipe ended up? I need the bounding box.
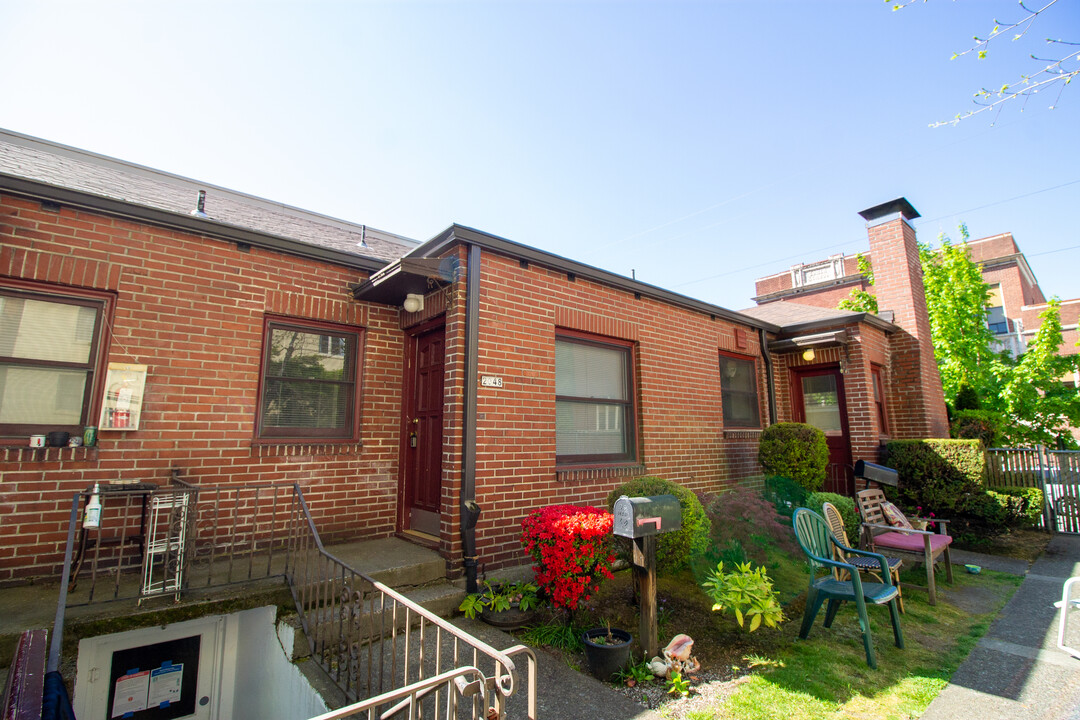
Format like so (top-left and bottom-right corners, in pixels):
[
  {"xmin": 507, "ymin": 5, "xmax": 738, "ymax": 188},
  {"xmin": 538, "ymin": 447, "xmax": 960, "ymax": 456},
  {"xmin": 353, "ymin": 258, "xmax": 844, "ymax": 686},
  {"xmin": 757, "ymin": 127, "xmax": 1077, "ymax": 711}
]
[{"xmin": 190, "ymin": 190, "xmax": 208, "ymax": 218}]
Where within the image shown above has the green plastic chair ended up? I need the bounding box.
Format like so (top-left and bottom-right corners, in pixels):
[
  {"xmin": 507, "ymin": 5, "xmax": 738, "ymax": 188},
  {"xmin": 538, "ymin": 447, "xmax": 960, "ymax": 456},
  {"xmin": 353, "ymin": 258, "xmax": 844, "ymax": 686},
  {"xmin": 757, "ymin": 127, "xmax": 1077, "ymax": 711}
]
[{"xmin": 792, "ymin": 507, "xmax": 904, "ymax": 669}]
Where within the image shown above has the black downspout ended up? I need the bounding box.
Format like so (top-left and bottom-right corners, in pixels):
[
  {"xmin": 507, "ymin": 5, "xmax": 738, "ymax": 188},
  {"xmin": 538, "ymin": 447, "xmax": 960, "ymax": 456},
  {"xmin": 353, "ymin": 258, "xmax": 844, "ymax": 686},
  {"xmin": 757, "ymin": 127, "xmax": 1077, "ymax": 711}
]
[
  {"xmin": 461, "ymin": 244, "xmax": 482, "ymax": 593},
  {"xmin": 759, "ymin": 328, "xmax": 777, "ymax": 425}
]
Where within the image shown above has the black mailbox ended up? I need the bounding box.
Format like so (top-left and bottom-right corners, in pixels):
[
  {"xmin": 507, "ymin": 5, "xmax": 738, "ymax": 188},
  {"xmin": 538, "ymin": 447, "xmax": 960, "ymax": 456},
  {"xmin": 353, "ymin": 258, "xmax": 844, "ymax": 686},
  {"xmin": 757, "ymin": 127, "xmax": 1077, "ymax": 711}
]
[
  {"xmin": 854, "ymin": 460, "xmax": 899, "ymax": 489},
  {"xmin": 612, "ymin": 495, "xmax": 682, "ymax": 539}
]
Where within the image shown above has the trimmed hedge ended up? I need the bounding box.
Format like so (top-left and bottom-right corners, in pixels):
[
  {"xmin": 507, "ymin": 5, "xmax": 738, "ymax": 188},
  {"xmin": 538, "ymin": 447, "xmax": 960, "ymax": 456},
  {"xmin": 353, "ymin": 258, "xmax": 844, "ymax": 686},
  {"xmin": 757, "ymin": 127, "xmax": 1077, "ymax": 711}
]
[
  {"xmin": 606, "ymin": 476, "xmax": 711, "ymax": 575},
  {"xmin": 758, "ymin": 423, "xmax": 828, "ymax": 492},
  {"xmin": 990, "ymin": 486, "xmax": 1045, "ymax": 528},
  {"xmin": 885, "ymin": 439, "xmax": 986, "ymax": 513}
]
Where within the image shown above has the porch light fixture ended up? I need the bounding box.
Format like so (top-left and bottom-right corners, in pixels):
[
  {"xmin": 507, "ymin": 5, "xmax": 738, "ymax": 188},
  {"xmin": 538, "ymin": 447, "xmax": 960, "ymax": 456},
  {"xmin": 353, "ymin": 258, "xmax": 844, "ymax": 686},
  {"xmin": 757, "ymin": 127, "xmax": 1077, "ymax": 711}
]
[
  {"xmin": 802, "ymin": 348, "xmax": 816, "ymax": 362},
  {"xmin": 403, "ymin": 293, "xmax": 424, "ymax": 313}
]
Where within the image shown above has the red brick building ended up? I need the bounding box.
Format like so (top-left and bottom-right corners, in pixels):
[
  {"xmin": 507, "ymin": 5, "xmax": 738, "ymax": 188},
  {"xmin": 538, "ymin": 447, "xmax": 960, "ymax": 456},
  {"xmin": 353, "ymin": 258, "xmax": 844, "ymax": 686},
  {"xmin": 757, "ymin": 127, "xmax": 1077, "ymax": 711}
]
[
  {"xmin": 754, "ymin": 221, "xmax": 1079, "ymax": 380},
  {"xmin": 0, "ymin": 130, "xmax": 783, "ymax": 584},
  {"xmin": 745, "ymin": 199, "xmax": 949, "ymax": 494},
  {"xmin": 0, "ymin": 132, "xmax": 952, "ymax": 585}
]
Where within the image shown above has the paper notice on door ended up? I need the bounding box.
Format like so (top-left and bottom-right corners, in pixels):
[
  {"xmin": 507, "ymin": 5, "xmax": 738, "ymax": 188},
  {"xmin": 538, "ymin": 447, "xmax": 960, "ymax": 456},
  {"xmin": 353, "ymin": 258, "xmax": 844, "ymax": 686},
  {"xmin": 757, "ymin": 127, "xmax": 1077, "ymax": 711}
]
[
  {"xmin": 148, "ymin": 663, "xmax": 184, "ymax": 706},
  {"xmin": 112, "ymin": 670, "xmax": 150, "ymax": 717}
]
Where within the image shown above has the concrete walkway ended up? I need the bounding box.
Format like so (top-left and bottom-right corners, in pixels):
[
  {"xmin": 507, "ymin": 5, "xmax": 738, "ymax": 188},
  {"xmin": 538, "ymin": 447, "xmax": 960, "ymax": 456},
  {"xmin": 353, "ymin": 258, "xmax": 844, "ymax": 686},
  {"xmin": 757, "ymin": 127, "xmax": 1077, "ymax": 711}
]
[
  {"xmin": 453, "ymin": 616, "xmax": 664, "ymax": 720},
  {"xmin": 922, "ymin": 534, "xmax": 1080, "ymax": 720}
]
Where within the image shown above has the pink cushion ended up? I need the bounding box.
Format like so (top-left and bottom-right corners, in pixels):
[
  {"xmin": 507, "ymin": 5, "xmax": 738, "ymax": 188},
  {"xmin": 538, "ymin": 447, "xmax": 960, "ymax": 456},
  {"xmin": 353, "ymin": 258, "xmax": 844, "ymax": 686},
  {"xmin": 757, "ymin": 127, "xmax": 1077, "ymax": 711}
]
[
  {"xmin": 880, "ymin": 501, "xmax": 914, "ymax": 533},
  {"xmin": 874, "ymin": 531, "xmax": 952, "ymax": 553}
]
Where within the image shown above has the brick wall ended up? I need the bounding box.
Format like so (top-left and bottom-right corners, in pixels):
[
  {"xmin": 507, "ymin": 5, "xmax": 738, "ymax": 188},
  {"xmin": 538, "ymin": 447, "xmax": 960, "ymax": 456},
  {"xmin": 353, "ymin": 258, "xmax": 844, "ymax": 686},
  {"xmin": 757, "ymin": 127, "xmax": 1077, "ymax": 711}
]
[
  {"xmin": 866, "ymin": 214, "xmax": 948, "ymax": 438},
  {"xmin": 1020, "ymin": 299, "xmax": 1080, "ymax": 360},
  {"xmin": 461, "ymin": 249, "xmax": 767, "ymax": 571},
  {"xmin": 0, "ymin": 192, "xmax": 404, "ymax": 584}
]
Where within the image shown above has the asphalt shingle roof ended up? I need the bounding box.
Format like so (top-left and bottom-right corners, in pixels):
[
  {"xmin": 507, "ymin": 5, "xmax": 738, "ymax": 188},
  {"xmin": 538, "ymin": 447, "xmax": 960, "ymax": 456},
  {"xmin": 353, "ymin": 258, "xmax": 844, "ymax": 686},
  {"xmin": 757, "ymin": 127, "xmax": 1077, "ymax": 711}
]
[
  {"xmin": 738, "ymin": 301, "xmax": 864, "ymax": 327},
  {"xmin": 0, "ymin": 129, "xmax": 417, "ymax": 264}
]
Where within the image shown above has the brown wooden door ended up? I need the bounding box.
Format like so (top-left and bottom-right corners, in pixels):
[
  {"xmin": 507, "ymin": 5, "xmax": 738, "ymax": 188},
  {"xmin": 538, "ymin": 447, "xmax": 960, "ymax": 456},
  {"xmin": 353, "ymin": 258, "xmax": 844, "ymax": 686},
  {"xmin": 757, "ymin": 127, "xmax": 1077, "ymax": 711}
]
[
  {"xmin": 402, "ymin": 324, "xmax": 445, "ymax": 536},
  {"xmin": 792, "ymin": 366, "xmax": 854, "ymax": 496}
]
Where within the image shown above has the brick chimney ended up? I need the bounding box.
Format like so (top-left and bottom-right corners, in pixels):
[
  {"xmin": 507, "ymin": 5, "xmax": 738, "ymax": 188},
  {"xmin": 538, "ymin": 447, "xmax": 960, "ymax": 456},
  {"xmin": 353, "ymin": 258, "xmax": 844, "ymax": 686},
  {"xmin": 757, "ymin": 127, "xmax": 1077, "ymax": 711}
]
[{"xmin": 859, "ymin": 198, "xmax": 949, "ymax": 438}]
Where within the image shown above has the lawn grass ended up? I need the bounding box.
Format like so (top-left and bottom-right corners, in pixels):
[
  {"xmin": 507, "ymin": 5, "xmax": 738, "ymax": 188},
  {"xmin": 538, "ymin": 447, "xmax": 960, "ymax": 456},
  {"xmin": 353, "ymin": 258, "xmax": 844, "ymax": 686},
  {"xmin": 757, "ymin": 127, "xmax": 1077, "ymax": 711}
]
[
  {"xmin": 554, "ymin": 541, "xmax": 1024, "ymax": 720},
  {"xmin": 689, "ymin": 565, "xmax": 1022, "ymax": 720}
]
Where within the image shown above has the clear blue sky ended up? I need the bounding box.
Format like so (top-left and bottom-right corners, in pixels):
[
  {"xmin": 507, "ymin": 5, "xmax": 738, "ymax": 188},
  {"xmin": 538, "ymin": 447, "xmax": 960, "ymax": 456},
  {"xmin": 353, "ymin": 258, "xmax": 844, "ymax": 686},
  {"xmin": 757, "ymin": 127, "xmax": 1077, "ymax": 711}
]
[{"xmin": 2, "ymin": 1, "xmax": 1078, "ymax": 311}]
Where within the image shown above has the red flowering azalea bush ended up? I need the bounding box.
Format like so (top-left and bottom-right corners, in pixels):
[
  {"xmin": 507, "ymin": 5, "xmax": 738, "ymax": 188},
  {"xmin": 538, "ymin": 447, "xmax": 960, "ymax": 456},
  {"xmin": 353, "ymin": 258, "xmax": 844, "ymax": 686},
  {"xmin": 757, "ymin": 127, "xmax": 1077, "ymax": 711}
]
[{"xmin": 520, "ymin": 505, "xmax": 616, "ymax": 611}]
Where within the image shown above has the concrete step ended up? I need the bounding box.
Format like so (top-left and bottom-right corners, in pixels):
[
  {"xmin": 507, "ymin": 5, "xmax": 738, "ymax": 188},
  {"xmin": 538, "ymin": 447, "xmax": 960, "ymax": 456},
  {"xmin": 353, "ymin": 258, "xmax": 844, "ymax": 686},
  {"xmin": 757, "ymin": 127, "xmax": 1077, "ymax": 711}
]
[
  {"xmin": 323, "ymin": 537, "xmax": 446, "ymax": 590},
  {"xmin": 281, "ymin": 580, "xmax": 466, "ymax": 660}
]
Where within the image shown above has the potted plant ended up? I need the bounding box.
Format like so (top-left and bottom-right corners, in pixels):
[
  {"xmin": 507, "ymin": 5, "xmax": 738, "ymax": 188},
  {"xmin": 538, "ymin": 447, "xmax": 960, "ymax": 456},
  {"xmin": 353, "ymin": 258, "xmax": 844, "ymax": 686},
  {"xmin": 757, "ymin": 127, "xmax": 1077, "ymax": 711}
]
[
  {"xmin": 582, "ymin": 621, "xmax": 633, "ymax": 681},
  {"xmin": 458, "ymin": 580, "xmax": 541, "ymax": 629}
]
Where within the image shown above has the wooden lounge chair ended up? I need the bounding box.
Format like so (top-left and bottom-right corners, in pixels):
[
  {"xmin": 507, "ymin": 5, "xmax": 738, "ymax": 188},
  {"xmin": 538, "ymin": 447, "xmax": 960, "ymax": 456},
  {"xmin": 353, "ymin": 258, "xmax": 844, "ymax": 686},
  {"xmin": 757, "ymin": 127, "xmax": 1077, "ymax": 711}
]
[
  {"xmin": 856, "ymin": 488, "xmax": 953, "ymax": 605},
  {"xmin": 792, "ymin": 508, "xmax": 904, "ymax": 669},
  {"xmin": 822, "ymin": 501, "xmax": 904, "ymax": 613}
]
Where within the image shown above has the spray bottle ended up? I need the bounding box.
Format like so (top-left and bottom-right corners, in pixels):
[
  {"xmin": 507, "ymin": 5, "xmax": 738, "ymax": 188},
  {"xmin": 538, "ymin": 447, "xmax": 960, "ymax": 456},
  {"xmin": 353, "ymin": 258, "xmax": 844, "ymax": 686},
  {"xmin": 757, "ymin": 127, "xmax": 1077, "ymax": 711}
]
[{"xmin": 84, "ymin": 483, "xmax": 102, "ymax": 529}]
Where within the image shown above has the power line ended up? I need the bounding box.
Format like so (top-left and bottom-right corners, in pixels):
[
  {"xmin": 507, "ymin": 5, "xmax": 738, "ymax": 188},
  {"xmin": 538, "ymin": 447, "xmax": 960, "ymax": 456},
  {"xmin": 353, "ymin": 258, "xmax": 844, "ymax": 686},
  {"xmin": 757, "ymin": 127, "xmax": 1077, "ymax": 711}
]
[
  {"xmin": 915, "ymin": 178, "xmax": 1080, "ymax": 227},
  {"xmin": 672, "ymin": 177, "xmax": 1080, "ymax": 291}
]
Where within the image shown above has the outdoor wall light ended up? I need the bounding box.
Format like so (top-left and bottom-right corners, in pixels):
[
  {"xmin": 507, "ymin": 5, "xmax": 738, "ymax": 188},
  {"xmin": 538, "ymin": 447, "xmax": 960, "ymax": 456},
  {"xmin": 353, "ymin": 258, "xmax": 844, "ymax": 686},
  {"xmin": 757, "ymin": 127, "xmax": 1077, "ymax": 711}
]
[
  {"xmin": 403, "ymin": 293, "xmax": 424, "ymax": 313},
  {"xmin": 802, "ymin": 348, "xmax": 816, "ymax": 362}
]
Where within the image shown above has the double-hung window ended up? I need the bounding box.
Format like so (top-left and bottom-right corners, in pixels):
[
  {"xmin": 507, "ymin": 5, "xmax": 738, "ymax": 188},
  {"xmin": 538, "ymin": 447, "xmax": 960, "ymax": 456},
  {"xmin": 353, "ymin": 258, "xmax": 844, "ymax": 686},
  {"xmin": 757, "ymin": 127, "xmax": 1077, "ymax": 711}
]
[
  {"xmin": 258, "ymin": 318, "xmax": 361, "ymax": 441},
  {"xmin": 871, "ymin": 365, "xmax": 889, "ymax": 436},
  {"xmin": 0, "ymin": 284, "xmax": 107, "ymax": 436},
  {"xmin": 719, "ymin": 353, "xmax": 761, "ymax": 428},
  {"xmin": 555, "ymin": 333, "xmax": 636, "ymax": 464}
]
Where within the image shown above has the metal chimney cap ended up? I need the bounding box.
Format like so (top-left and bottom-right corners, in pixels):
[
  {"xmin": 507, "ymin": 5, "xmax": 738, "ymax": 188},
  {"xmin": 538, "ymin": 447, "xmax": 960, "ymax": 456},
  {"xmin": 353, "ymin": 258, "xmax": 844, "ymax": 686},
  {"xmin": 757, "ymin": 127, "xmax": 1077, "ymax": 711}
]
[{"xmin": 858, "ymin": 197, "xmax": 920, "ymax": 223}]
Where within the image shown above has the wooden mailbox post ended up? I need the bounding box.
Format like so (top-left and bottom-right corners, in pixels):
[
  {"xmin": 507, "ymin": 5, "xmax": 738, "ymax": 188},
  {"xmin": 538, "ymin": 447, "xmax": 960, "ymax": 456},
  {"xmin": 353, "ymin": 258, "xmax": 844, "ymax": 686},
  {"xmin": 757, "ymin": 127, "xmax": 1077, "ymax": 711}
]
[{"xmin": 612, "ymin": 495, "xmax": 682, "ymax": 659}]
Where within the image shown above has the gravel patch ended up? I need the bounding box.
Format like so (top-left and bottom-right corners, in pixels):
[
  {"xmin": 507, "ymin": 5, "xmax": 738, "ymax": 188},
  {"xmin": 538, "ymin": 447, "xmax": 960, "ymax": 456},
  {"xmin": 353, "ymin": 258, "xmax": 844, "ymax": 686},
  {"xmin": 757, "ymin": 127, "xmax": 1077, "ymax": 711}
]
[{"xmin": 608, "ymin": 665, "xmax": 756, "ymax": 718}]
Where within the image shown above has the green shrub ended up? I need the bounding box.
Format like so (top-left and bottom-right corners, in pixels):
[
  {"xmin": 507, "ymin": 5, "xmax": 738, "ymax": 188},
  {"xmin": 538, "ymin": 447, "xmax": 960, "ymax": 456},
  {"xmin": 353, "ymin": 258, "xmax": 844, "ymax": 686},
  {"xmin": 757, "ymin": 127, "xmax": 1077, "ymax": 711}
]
[
  {"xmin": 805, "ymin": 492, "xmax": 859, "ymax": 538},
  {"xmin": 951, "ymin": 410, "xmax": 1002, "ymax": 447},
  {"xmin": 989, "ymin": 486, "xmax": 1044, "ymax": 528},
  {"xmin": 885, "ymin": 439, "xmax": 986, "ymax": 513},
  {"xmin": 606, "ymin": 476, "xmax": 710, "ymax": 575},
  {"xmin": 701, "ymin": 561, "xmax": 784, "ymax": 632},
  {"xmin": 758, "ymin": 423, "xmax": 829, "ymax": 492}
]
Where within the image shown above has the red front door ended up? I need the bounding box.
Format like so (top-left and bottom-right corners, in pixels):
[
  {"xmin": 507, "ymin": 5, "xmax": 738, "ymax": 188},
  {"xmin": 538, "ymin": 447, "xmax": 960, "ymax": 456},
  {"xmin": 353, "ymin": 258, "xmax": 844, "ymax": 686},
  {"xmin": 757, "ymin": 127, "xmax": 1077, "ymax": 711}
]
[
  {"xmin": 792, "ymin": 366, "xmax": 854, "ymax": 496},
  {"xmin": 402, "ymin": 324, "xmax": 446, "ymax": 537}
]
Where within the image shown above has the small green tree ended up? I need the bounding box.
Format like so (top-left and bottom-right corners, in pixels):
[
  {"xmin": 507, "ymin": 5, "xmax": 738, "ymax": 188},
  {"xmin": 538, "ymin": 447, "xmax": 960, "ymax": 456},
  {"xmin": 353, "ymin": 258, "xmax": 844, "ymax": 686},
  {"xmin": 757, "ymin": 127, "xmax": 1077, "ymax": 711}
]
[
  {"xmin": 919, "ymin": 225, "xmax": 1001, "ymax": 404},
  {"xmin": 838, "ymin": 253, "xmax": 878, "ymax": 314},
  {"xmin": 954, "ymin": 382, "xmax": 981, "ymax": 411},
  {"xmin": 994, "ymin": 299, "xmax": 1080, "ymax": 448}
]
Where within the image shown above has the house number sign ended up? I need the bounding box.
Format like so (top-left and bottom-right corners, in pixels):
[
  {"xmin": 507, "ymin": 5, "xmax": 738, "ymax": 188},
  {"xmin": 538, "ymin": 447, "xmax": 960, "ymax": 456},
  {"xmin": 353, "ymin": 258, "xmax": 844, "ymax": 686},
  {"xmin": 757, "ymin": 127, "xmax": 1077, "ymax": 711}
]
[{"xmin": 480, "ymin": 375, "xmax": 503, "ymax": 388}]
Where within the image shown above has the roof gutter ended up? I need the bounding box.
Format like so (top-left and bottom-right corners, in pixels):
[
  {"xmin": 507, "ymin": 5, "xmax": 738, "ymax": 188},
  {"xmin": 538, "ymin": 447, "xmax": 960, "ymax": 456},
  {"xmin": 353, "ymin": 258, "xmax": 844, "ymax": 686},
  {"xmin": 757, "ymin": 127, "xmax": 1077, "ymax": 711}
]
[
  {"xmin": 0, "ymin": 174, "xmax": 387, "ymax": 273},
  {"xmin": 772, "ymin": 312, "xmax": 896, "ymax": 337},
  {"xmin": 416, "ymin": 225, "xmax": 780, "ymax": 333}
]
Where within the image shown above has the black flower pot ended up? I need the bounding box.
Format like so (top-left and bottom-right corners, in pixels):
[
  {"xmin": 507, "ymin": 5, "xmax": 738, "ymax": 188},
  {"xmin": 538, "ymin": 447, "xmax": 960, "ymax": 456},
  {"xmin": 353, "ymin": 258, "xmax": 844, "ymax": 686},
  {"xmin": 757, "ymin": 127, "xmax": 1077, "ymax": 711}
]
[
  {"xmin": 479, "ymin": 604, "xmax": 538, "ymax": 630},
  {"xmin": 582, "ymin": 628, "xmax": 632, "ymax": 681}
]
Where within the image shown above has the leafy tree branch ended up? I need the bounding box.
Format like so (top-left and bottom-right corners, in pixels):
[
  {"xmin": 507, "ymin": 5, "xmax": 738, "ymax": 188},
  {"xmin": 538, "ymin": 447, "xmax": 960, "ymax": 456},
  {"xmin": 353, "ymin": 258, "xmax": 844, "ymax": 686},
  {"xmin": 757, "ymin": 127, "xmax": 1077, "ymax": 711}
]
[
  {"xmin": 838, "ymin": 253, "xmax": 879, "ymax": 313},
  {"xmin": 890, "ymin": 0, "xmax": 1078, "ymax": 126}
]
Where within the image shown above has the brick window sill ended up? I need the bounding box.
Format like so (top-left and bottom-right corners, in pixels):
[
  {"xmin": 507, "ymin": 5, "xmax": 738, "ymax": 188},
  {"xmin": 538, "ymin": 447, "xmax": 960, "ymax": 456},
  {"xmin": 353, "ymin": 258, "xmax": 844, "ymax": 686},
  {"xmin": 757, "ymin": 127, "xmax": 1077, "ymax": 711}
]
[
  {"xmin": 0, "ymin": 446, "xmax": 100, "ymax": 463},
  {"xmin": 722, "ymin": 428, "xmax": 762, "ymax": 440},
  {"xmin": 556, "ymin": 464, "xmax": 646, "ymax": 483},
  {"xmin": 253, "ymin": 442, "xmax": 363, "ymax": 458}
]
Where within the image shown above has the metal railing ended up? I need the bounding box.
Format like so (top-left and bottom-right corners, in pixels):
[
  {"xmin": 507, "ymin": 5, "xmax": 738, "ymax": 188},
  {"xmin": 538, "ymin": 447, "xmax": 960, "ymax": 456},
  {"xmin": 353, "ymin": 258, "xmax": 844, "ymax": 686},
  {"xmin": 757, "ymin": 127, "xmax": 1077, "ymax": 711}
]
[
  {"xmin": 61, "ymin": 479, "xmax": 297, "ymax": 607},
  {"xmin": 49, "ymin": 478, "xmax": 537, "ymax": 720},
  {"xmin": 824, "ymin": 462, "xmax": 854, "ymax": 496},
  {"xmin": 986, "ymin": 447, "xmax": 1080, "ymax": 533},
  {"xmin": 288, "ymin": 490, "xmax": 537, "ymax": 719}
]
